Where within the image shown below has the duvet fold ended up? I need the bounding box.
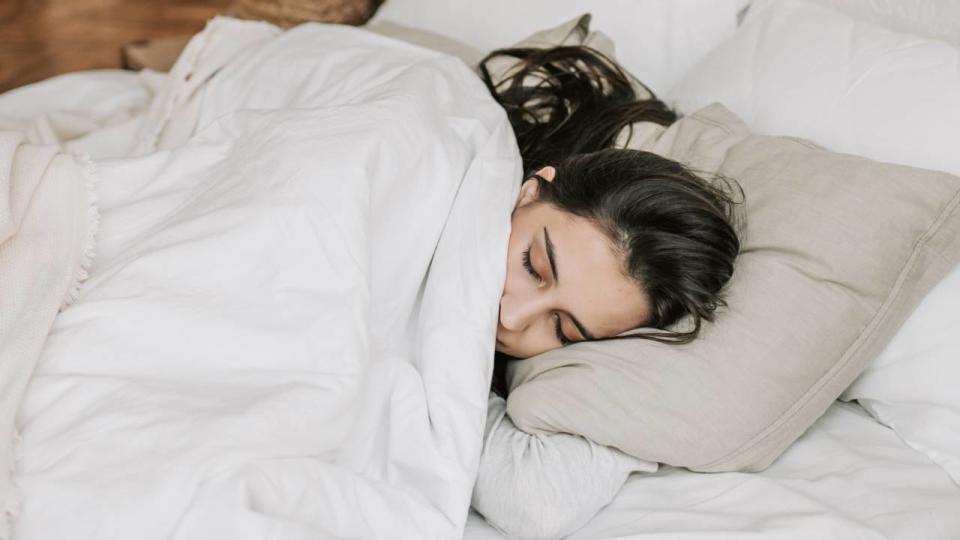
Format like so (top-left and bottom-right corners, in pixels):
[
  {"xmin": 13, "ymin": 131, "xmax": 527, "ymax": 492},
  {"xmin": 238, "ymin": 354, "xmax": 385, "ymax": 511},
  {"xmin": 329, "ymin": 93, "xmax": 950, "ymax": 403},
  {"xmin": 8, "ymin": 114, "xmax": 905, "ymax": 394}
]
[
  {"xmin": 0, "ymin": 131, "xmax": 97, "ymax": 538},
  {"xmin": 10, "ymin": 18, "xmax": 521, "ymax": 540}
]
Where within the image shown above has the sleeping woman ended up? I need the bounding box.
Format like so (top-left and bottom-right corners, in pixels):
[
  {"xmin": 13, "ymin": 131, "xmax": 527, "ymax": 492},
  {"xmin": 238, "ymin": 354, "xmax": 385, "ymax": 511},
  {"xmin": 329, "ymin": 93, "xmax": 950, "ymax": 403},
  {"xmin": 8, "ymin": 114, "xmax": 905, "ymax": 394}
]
[{"xmin": 473, "ymin": 46, "xmax": 742, "ymax": 538}]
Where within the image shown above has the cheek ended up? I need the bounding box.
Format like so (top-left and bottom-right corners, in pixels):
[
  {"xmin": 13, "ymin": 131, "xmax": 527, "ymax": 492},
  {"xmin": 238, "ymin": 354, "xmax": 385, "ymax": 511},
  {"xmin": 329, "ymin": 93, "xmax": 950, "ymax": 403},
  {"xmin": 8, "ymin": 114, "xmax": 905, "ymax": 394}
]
[
  {"xmin": 500, "ymin": 320, "xmax": 562, "ymax": 359},
  {"xmin": 509, "ymin": 334, "xmax": 561, "ymax": 360}
]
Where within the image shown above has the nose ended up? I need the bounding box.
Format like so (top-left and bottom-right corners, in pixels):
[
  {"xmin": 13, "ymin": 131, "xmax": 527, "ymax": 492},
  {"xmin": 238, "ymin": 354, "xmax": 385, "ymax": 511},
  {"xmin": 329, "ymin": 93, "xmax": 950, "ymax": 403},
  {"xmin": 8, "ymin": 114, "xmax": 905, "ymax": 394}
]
[{"xmin": 499, "ymin": 293, "xmax": 534, "ymax": 332}]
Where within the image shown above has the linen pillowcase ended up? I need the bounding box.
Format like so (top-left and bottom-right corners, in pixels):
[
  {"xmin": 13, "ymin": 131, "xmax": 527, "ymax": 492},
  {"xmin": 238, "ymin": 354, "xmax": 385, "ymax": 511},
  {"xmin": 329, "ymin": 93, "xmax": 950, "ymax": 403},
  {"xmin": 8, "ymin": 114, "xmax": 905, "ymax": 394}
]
[
  {"xmin": 671, "ymin": 0, "xmax": 960, "ymax": 479},
  {"xmin": 478, "ymin": 14, "xmax": 616, "ymax": 85},
  {"xmin": 366, "ymin": 13, "xmax": 612, "ymax": 73},
  {"xmin": 368, "ymin": 0, "xmax": 750, "ymax": 96},
  {"xmin": 504, "ymin": 103, "xmax": 960, "ymax": 472},
  {"xmin": 366, "ymin": 13, "xmax": 668, "ymax": 150},
  {"xmin": 367, "ymin": 13, "xmax": 617, "ymax": 77},
  {"xmin": 365, "ymin": 20, "xmax": 486, "ymax": 67}
]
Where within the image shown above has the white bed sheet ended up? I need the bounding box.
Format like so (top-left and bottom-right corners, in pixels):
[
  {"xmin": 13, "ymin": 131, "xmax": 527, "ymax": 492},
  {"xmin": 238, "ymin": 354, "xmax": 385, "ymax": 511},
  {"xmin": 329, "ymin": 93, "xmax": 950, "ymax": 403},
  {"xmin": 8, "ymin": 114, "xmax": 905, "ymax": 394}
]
[{"xmin": 466, "ymin": 400, "xmax": 960, "ymax": 539}]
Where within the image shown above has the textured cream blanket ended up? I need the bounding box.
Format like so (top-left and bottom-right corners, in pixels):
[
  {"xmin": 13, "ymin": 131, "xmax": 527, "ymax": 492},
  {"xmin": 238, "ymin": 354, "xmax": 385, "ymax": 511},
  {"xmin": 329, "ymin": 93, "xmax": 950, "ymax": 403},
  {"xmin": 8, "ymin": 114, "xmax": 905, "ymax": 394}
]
[{"xmin": 0, "ymin": 132, "xmax": 97, "ymax": 537}]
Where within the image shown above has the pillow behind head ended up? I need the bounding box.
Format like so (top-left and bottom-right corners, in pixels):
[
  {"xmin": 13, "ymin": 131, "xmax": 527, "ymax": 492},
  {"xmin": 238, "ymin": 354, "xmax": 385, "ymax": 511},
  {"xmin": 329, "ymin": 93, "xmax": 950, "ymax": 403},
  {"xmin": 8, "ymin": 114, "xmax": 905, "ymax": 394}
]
[
  {"xmin": 366, "ymin": 13, "xmax": 616, "ymax": 77},
  {"xmin": 801, "ymin": 0, "xmax": 960, "ymax": 45},
  {"xmin": 504, "ymin": 103, "xmax": 960, "ymax": 472},
  {"xmin": 672, "ymin": 0, "xmax": 960, "ymax": 177},
  {"xmin": 368, "ymin": 0, "xmax": 750, "ymax": 96}
]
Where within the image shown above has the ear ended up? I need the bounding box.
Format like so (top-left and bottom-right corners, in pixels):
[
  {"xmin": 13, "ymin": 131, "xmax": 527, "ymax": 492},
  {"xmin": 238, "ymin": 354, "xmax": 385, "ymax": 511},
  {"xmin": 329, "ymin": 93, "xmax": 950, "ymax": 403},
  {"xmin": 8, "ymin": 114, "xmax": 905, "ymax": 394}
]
[
  {"xmin": 515, "ymin": 166, "xmax": 556, "ymax": 209},
  {"xmin": 537, "ymin": 166, "xmax": 557, "ymax": 182}
]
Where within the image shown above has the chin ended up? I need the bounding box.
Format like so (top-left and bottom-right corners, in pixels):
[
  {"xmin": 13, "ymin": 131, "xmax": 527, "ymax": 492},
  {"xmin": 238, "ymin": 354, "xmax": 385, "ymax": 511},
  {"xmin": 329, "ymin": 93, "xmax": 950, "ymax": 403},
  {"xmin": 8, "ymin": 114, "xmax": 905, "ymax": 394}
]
[{"xmin": 494, "ymin": 339, "xmax": 518, "ymax": 359}]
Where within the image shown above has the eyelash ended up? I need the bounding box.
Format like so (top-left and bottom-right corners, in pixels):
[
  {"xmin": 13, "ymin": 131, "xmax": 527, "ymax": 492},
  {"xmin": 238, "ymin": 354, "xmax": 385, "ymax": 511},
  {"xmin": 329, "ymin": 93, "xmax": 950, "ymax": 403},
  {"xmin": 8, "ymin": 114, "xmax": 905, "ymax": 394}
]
[
  {"xmin": 554, "ymin": 314, "xmax": 572, "ymax": 345},
  {"xmin": 523, "ymin": 245, "xmax": 571, "ymax": 345},
  {"xmin": 522, "ymin": 246, "xmax": 541, "ymax": 282}
]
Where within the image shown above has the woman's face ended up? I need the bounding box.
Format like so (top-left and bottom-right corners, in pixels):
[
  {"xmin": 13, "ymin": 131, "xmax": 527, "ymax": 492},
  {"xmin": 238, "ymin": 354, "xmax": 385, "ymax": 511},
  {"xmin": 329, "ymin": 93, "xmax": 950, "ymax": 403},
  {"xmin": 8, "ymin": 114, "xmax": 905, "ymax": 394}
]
[{"xmin": 497, "ymin": 167, "xmax": 652, "ymax": 359}]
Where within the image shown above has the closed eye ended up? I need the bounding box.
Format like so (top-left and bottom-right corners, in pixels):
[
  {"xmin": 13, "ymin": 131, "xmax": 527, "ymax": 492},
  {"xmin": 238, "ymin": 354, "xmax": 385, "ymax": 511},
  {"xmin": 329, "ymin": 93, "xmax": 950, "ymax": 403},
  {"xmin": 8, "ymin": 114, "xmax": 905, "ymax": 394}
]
[
  {"xmin": 522, "ymin": 247, "xmax": 542, "ymax": 282},
  {"xmin": 525, "ymin": 244, "xmax": 574, "ymax": 345},
  {"xmin": 554, "ymin": 314, "xmax": 572, "ymax": 345}
]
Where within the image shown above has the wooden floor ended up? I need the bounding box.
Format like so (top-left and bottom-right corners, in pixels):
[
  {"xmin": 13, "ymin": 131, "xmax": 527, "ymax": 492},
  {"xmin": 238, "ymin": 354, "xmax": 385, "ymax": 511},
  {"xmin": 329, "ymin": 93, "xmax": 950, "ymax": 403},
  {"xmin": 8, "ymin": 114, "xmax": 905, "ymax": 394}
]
[{"xmin": 0, "ymin": 0, "xmax": 230, "ymax": 94}]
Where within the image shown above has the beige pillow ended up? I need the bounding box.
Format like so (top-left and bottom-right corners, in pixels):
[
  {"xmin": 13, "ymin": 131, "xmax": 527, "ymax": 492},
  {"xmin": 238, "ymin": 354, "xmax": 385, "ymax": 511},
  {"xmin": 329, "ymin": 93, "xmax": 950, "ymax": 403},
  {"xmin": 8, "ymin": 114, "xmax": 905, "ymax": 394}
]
[
  {"xmin": 504, "ymin": 103, "xmax": 960, "ymax": 472},
  {"xmin": 479, "ymin": 13, "xmax": 614, "ymax": 80},
  {"xmin": 366, "ymin": 13, "xmax": 620, "ymax": 79},
  {"xmin": 365, "ymin": 20, "xmax": 487, "ymax": 66}
]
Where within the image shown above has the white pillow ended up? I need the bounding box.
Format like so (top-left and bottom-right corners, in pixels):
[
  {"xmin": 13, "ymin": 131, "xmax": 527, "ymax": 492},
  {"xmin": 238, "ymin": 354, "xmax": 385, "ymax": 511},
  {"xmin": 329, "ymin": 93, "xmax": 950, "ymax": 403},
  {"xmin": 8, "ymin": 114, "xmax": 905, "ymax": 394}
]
[
  {"xmin": 673, "ymin": 0, "xmax": 960, "ymax": 484},
  {"xmin": 840, "ymin": 266, "xmax": 960, "ymax": 485},
  {"xmin": 368, "ymin": 0, "xmax": 750, "ymax": 97},
  {"xmin": 803, "ymin": 0, "xmax": 960, "ymax": 45},
  {"xmin": 671, "ymin": 0, "xmax": 960, "ymax": 176}
]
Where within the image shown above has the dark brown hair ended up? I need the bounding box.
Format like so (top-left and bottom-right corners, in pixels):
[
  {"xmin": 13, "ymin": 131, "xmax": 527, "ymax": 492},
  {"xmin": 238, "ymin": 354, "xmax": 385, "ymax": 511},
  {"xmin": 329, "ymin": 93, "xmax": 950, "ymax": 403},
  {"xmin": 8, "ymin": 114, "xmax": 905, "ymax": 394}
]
[
  {"xmin": 480, "ymin": 46, "xmax": 743, "ymax": 398},
  {"xmin": 479, "ymin": 45, "xmax": 677, "ymax": 173}
]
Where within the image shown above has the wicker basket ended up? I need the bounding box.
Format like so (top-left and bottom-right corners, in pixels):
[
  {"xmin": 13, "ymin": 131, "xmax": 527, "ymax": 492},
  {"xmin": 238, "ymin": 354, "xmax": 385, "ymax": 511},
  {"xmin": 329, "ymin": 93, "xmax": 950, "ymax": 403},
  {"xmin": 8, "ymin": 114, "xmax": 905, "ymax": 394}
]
[{"xmin": 228, "ymin": 0, "xmax": 383, "ymax": 27}]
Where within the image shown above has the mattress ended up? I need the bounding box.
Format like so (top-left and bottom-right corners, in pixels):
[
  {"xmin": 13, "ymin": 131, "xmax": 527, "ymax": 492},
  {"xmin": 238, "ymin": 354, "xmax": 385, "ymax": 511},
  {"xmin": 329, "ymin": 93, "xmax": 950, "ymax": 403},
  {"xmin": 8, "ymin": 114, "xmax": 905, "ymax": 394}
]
[{"xmin": 465, "ymin": 400, "xmax": 960, "ymax": 539}]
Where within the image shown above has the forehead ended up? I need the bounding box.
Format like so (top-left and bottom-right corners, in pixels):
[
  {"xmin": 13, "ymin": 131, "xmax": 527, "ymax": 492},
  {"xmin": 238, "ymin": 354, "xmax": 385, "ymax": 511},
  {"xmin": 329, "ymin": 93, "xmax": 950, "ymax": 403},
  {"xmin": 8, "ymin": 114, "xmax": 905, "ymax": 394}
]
[{"xmin": 529, "ymin": 203, "xmax": 649, "ymax": 336}]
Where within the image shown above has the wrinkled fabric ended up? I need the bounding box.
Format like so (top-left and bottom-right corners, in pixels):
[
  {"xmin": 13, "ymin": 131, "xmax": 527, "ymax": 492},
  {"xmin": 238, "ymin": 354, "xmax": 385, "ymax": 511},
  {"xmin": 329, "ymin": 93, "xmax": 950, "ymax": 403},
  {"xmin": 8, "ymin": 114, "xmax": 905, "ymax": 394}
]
[
  {"xmin": 12, "ymin": 19, "xmax": 522, "ymax": 540},
  {"xmin": 0, "ymin": 131, "xmax": 96, "ymax": 538}
]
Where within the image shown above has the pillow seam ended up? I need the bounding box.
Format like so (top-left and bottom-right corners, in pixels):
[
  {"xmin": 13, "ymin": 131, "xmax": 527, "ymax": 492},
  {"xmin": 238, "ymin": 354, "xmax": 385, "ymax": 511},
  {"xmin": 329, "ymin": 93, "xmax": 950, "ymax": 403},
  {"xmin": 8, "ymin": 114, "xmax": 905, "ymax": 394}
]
[
  {"xmin": 687, "ymin": 109, "xmax": 738, "ymax": 136},
  {"xmin": 696, "ymin": 183, "xmax": 960, "ymax": 470}
]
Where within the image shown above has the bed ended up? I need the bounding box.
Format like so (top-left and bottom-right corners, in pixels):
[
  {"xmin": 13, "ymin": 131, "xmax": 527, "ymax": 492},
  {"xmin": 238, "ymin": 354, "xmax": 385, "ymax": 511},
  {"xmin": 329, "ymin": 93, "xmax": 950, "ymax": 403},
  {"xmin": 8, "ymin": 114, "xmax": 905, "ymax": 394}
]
[
  {"xmin": 1, "ymin": 1, "xmax": 958, "ymax": 539},
  {"xmin": 464, "ymin": 401, "xmax": 960, "ymax": 539}
]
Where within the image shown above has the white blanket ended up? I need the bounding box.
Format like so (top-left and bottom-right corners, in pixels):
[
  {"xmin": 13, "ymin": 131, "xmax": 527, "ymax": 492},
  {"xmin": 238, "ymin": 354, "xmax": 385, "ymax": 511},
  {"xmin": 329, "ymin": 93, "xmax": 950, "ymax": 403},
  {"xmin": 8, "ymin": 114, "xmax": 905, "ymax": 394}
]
[
  {"xmin": 0, "ymin": 133, "xmax": 96, "ymax": 539},
  {"xmin": 11, "ymin": 19, "xmax": 521, "ymax": 540}
]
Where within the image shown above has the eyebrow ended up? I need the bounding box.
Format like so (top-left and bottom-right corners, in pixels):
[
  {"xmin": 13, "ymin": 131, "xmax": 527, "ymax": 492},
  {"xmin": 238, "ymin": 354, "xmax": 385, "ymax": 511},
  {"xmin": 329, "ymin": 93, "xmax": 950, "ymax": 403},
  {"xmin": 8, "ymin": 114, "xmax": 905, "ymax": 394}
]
[{"xmin": 543, "ymin": 226, "xmax": 597, "ymax": 341}]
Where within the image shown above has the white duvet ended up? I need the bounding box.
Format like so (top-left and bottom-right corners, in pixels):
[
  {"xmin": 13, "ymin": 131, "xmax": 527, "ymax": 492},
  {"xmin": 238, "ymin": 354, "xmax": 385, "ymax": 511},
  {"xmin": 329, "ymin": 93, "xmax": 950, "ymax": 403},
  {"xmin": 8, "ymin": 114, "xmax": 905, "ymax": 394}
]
[{"xmin": 10, "ymin": 20, "xmax": 521, "ymax": 540}]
